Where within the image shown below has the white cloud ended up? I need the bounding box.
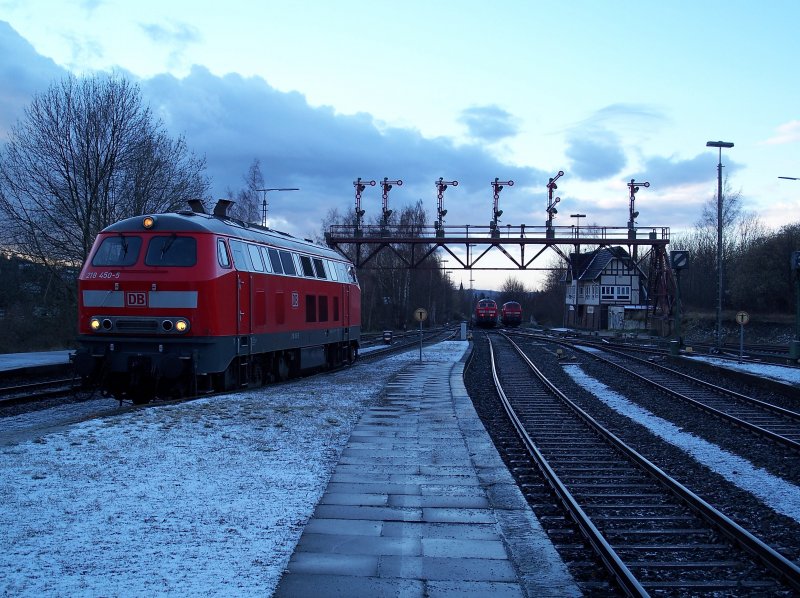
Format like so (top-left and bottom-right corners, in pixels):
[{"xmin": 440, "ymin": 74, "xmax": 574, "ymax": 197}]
[{"xmin": 760, "ymin": 120, "xmax": 800, "ymax": 146}]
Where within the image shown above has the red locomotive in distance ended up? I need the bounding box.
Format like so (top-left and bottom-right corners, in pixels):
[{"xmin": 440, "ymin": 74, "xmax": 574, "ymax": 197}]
[
  {"xmin": 73, "ymin": 199, "xmax": 361, "ymax": 403},
  {"xmin": 474, "ymin": 298, "xmax": 498, "ymax": 328},
  {"xmin": 500, "ymin": 301, "xmax": 523, "ymax": 327}
]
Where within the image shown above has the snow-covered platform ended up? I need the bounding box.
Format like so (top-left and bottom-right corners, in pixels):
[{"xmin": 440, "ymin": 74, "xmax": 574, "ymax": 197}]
[
  {"xmin": 0, "ymin": 350, "xmax": 72, "ymax": 374},
  {"xmin": 275, "ymin": 351, "xmax": 580, "ymax": 597}
]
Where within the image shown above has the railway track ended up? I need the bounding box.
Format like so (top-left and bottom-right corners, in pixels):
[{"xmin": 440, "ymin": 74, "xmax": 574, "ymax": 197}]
[
  {"xmin": 565, "ymin": 343, "xmax": 800, "ymax": 451},
  {"xmin": 0, "ymin": 377, "xmax": 83, "ymax": 408},
  {"xmin": 487, "ymin": 333, "xmax": 800, "ymax": 595}
]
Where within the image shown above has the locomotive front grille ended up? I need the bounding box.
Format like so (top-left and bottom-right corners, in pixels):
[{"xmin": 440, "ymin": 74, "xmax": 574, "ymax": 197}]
[{"xmin": 116, "ymin": 319, "xmax": 160, "ymax": 331}]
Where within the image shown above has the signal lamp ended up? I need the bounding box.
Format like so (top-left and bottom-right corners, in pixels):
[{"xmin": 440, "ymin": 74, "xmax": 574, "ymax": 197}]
[
  {"xmin": 142, "ymin": 216, "xmax": 156, "ymax": 229},
  {"xmin": 90, "ymin": 318, "xmax": 101, "ymax": 331},
  {"xmin": 175, "ymin": 319, "xmax": 189, "ymax": 333}
]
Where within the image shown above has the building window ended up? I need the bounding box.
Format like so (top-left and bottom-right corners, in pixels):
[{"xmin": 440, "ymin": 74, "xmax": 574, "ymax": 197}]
[{"xmin": 601, "ymin": 285, "xmax": 631, "ymax": 301}]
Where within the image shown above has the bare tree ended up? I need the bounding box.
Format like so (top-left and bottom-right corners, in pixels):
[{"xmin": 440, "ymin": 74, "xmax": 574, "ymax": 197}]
[
  {"xmin": 230, "ymin": 159, "xmax": 264, "ymax": 223},
  {"xmin": 0, "ymin": 72, "xmax": 209, "ymax": 268}
]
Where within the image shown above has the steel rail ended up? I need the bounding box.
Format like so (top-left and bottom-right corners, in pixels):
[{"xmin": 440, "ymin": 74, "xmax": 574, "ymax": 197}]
[
  {"xmin": 569, "ymin": 343, "xmax": 800, "ymax": 452},
  {"xmin": 492, "ymin": 332, "xmax": 800, "ymax": 593},
  {"xmin": 488, "ymin": 336, "xmax": 648, "ymax": 597}
]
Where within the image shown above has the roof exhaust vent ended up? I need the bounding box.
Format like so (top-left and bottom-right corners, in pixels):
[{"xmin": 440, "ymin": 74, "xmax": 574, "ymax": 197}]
[
  {"xmin": 187, "ymin": 199, "xmax": 206, "ymax": 214},
  {"xmin": 213, "ymin": 199, "xmax": 234, "ymax": 218}
]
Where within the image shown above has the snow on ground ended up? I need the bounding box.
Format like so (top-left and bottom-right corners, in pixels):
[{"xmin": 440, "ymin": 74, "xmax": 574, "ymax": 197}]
[
  {"xmin": 562, "ymin": 364, "xmax": 800, "ymax": 522},
  {"xmin": 0, "ymin": 350, "xmax": 71, "ymax": 371},
  {"xmin": 685, "ymin": 355, "xmax": 800, "ymax": 386},
  {"xmin": 0, "ymin": 342, "xmax": 468, "ymax": 597}
]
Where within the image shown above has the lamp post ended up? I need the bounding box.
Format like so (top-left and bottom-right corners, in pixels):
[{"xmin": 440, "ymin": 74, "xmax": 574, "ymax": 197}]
[
  {"xmin": 706, "ymin": 140, "xmax": 734, "ymax": 348},
  {"xmin": 257, "ymin": 187, "xmax": 299, "ymax": 227},
  {"xmin": 570, "ymin": 213, "xmax": 586, "ymax": 253}
]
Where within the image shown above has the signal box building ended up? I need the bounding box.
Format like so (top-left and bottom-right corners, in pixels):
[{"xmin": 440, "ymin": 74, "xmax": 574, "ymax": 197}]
[{"xmin": 563, "ymin": 246, "xmax": 648, "ymax": 331}]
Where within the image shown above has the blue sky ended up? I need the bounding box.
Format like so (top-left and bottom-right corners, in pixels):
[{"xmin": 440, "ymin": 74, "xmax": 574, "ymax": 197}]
[{"xmin": 0, "ymin": 1, "xmax": 798, "ymax": 289}]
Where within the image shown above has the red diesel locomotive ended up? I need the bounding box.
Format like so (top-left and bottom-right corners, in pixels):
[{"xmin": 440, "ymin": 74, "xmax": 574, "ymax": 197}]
[
  {"xmin": 74, "ymin": 200, "xmax": 361, "ymax": 403},
  {"xmin": 500, "ymin": 301, "xmax": 522, "ymax": 327},
  {"xmin": 474, "ymin": 298, "xmax": 498, "ymax": 328}
]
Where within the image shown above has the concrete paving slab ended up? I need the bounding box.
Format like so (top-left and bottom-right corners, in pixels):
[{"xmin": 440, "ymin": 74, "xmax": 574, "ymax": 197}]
[
  {"xmin": 275, "ymin": 346, "xmax": 581, "ymax": 597},
  {"xmin": 275, "ymin": 574, "xmax": 424, "ymax": 598}
]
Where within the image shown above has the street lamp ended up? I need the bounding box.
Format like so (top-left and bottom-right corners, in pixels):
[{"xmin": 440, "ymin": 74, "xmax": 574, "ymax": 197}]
[
  {"xmin": 570, "ymin": 213, "xmax": 586, "ymax": 242},
  {"xmin": 706, "ymin": 140, "xmax": 734, "ymax": 348},
  {"xmin": 257, "ymin": 187, "xmax": 299, "ymax": 227}
]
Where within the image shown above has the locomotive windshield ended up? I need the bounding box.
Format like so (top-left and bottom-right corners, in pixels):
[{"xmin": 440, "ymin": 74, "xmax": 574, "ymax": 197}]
[
  {"xmin": 145, "ymin": 235, "xmax": 197, "ymax": 267},
  {"xmin": 91, "ymin": 235, "xmax": 142, "ymax": 267}
]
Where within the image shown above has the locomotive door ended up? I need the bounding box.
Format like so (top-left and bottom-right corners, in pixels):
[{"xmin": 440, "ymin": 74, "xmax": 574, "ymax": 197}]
[
  {"xmin": 236, "ymin": 272, "xmax": 252, "ymax": 346},
  {"xmin": 342, "ymin": 285, "xmax": 350, "ymax": 338}
]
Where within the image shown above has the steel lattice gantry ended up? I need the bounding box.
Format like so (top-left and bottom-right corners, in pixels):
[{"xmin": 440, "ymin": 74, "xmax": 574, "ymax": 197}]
[
  {"xmin": 325, "ymin": 222, "xmax": 669, "ymax": 268},
  {"xmin": 325, "ymin": 222, "xmax": 675, "ymax": 321}
]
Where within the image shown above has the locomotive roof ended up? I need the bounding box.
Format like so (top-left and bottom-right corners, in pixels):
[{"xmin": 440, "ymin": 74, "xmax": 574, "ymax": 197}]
[{"xmin": 101, "ymin": 211, "xmax": 346, "ymax": 261}]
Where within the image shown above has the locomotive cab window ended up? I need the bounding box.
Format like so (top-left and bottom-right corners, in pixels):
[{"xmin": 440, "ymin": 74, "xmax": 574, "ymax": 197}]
[
  {"xmin": 92, "ymin": 235, "xmax": 142, "ymax": 267},
  {"xmin": 217, "ymin": 239, "xmax": 231, "ymax": 268},
  {"xmin": 145, "ymin": 235, "xmax": 197, "ymax": 267}
]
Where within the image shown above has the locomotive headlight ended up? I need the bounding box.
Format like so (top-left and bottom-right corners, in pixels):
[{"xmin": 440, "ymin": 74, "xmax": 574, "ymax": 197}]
[
  {"xmin": 142, "ymin": 215, "xmax": 157, "ymax": 229},
  {"xmin": 175, "ymin": 319, "xmax": 189, "ymax": 333},
  {"xmin": 90, "ymin": 318, "xmax": 101, "ymax": 331}
]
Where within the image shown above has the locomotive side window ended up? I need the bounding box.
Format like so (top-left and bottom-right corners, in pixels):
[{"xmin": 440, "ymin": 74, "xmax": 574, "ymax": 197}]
[
  {"xmin": 228, "ymin": 240, "xmax": 250, "ymax": 270},
  {"xmin": 300, "ymin": 255, "xmax": 315, "ymax": 277},
  {"xmin": 339, "ymin": 263, "xmax": 349, "ymax": 281},
  {"xmin": 313, "ymin": 258, "xmax": 327, "ymax": 279},
  {"xmin": 326, "ymin": 260, "xmax": 338, "ymax": 281},
  {"xmin": 306, "ymin": 295, "xmax": 317, "ymax": 322},
  {"xmin": 268, "ymin": 248, "xmax": 283, "ymax": 274},
  {"xmin": 280, "ymin": 251, "xmax": 296, "ymax": 276},
  {"xmin": 259, "ymin": 246, "xmax": 273, "ymax": 273},
  {"xmin": 145, "ymin": 235, "xmax": 197, "ymax": 267},
  {"xmin": 217, "ymin": 239, "xmax": 231, "ymax": 268},
  {"xmin": 247, "ymin": 244, "xmax": 265, "ymax": 272},
  {"xmin": 92, "ymin": 235, "xmax": 142, "ymax": 266}
]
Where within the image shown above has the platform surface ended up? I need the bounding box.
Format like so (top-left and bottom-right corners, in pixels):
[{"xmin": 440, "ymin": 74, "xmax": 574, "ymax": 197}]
[{"xmin": 275, "ymin": 351, "xmax": 580, "ymax": 597}]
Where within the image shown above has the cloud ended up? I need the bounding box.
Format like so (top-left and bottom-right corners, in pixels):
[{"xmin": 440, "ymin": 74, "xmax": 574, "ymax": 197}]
[
  {"xmin": 630, "ymin": 152, "xmax": 740, "ymax": 189},
  {"xmin": 565, "ymin": 132, "xmax": 627, "ymax": 181},
  {"xmin": 760, "ymin": 120, "xmax": 800, "ymax": 145},
  {"xmin": 139, "ymin": 21, "xmax": 200, "ymax": 46},
  {"xmin": 0, "ymin": 21, "xmax": 65, "ymax": 138},
  {"xmin": 137, "ymin": 67, "xmax": 549, "ymax": 235},
  {"xmin": 458, "ymin": 105, "xmax": 520, "ymax": 142},
  {"xmin": 584, "ymin": 103, "xmax": 666, "ymax": 126},
  {"xmin": 0, "ymin": 21, "xmax": 547, "ymax": 238}
]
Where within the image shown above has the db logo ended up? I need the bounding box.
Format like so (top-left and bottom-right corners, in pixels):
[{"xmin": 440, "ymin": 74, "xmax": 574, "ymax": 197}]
[{"xmin": 126, "ymin": 292, "xmax": 147, "ymax": 307}]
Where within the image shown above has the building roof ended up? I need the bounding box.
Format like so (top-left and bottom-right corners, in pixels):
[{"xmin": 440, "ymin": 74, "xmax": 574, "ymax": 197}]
[{"xmin": 564, "ymin": 246, "xmax": 644, "ymax": 282}]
